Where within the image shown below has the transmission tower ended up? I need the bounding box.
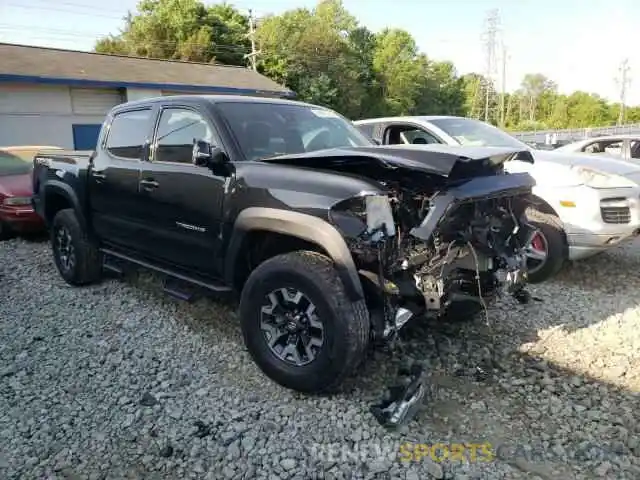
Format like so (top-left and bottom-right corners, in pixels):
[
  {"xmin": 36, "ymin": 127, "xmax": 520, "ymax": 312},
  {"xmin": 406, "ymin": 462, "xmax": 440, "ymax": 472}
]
[
  {"xmin": 244, "ymin": 9, "xmax": 261, "ymax": 71},
  {"xmin": 499, "ymin": 43, "xmax": 509, "ymax": 128},
  {"xmin": 616, "ymin": 58, "xmax": 631, "ymax": 125},
  {"xmin": 480, "ymin": 9, "xmax": 500, "ymax": 123}
]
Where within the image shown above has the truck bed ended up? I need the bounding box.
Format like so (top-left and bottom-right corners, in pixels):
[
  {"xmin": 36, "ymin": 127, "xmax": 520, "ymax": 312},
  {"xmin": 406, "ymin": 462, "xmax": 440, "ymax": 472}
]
[
  {"xmin": 31, "ymin": 149, "xmax": 94, "ymax": 225},
  {"xmin": 34, "ymin": 149, "xmax": 93, "ymax": 167}
]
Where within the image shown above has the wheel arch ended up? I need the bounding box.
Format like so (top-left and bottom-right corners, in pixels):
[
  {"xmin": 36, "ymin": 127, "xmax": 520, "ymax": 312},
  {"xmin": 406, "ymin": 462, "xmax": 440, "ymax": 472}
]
[
  {"xmin": 43, "ymin": 181, "xmax": 86, "ymax": 230},
  {"xmin": 527, "ymin": 194, "xmax": 568, "ymax": 242},
  {"xmin": 225, "ymin": 208, "xmax": 365, "ymax": 301}
]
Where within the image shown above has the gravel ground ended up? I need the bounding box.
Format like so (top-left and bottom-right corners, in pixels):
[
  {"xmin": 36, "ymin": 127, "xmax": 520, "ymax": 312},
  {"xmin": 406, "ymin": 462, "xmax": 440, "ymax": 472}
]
[{"xmin": 1, "ymin": 236, "xmax": 639, "ymax": 480}]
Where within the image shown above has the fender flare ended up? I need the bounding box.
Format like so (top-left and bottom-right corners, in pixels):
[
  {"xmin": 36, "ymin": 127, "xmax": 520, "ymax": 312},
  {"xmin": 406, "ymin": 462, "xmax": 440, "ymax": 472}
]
[
  {"xmin": 225, "ymin": 207, "xmax": 365, "ymax": 301},
  {"xmin": 42, "ymin": 181, "xmax": 86, "ymax": 229}
]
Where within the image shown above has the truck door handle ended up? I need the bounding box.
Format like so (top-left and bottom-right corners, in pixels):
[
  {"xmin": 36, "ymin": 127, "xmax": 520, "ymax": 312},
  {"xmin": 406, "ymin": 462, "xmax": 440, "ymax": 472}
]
[
  {"xmin": 140, "ymin": 179, "xmax": 159, "ymax": 189},
  {"xmin": 92, "ymin": 171, "xmax": 107, "ymax": 180}
]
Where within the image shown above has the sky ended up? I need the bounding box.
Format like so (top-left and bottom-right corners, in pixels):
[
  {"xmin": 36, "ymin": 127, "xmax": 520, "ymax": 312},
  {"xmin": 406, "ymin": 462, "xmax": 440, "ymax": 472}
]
[{"xmin": 1, "ymin": 0, "xmax": 639, "ymax": 104}]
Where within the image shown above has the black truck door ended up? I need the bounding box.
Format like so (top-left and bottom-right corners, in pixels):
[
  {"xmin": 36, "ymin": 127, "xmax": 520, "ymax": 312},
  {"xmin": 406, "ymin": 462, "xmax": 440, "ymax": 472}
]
[
  {"xmin": 137, "ymin": 105, "xmax": 227, "ymax": 277},
  {"xmin": 89, "ymin": 108, "xmax": 153, "ymax": 249}
]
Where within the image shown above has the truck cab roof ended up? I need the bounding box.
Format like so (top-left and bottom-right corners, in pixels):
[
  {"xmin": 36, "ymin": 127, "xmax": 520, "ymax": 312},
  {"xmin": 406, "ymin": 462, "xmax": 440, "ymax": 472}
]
[{"xmin": 112, "ymin": 94, "xmax": 318, "ymax": 114}]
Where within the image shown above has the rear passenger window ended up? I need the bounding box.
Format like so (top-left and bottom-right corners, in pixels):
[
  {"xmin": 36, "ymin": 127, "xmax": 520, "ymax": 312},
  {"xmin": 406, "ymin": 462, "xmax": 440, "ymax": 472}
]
[{"xmin": 106, "ymin": 109, "xmax": 152, "ymax": 159}]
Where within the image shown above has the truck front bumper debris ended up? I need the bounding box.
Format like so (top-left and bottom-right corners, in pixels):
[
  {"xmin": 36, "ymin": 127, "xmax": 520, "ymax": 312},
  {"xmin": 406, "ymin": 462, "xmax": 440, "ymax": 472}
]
[{"xmin": 369, "ymin": 362, "xmax": 427, "ymax": 429}]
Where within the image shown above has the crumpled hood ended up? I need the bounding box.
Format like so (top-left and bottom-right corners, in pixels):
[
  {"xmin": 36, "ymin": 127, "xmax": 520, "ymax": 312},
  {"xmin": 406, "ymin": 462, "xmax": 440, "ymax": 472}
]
[
  {"xmin": 260, "ymin": 144, "xmax": 534, "ymax": 177},
  {"xmin": 533, "ymin": 150, "xmax": 640, "ymax": 177}
]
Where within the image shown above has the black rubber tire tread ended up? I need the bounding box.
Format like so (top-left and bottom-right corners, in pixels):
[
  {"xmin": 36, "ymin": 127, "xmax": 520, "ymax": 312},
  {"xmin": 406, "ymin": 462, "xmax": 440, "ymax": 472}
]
[
  {"xmin": 239, "ymin": 250, "xmax": 370, "ymax": 393},
  {"xmin": 51, "ymin": 208, "xmax": 102, "ymax": 286},
  {"xmin": 524, "ymin": 206, "xmax": 567, "ymax": 283}
]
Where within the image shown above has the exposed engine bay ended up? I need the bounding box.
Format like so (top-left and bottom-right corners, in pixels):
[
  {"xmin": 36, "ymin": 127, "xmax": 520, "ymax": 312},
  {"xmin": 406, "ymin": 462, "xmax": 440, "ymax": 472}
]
[{"xmin": 325, "ymin": 153, "xmax": 537, "ymax": 343}]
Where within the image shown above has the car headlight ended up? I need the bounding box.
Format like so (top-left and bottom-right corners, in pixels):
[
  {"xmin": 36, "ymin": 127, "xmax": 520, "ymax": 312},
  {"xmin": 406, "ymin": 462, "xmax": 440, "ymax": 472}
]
[
  {"xmin": 3, "ymin": 196, "xmax": 32, "ymax": 206},
  {"xmin": 328, "ymin": 193, "xmax": 396, "ymax": 240},
  {"xmin": 570, "ymin": 166, "xmax": 637, "ymax": 189}
]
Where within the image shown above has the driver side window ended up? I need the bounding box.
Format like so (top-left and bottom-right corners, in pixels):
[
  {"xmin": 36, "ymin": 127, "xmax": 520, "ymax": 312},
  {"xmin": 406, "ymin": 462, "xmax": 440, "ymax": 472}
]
[{"xmin": 154, "ymin": 108, "xmax": 216, "ymax": 164}]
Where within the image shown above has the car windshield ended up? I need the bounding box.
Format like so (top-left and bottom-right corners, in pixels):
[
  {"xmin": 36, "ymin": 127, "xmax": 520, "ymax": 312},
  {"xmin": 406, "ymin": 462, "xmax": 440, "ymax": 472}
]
[
  {"xmin": 428, "ymin": 117, "xmax": 527, "ymax": 149},
  {"xmin": 0, "ymin": 150, "xmax": 31, "ymax": 176},
  {"xmin": 216, "ymin": 102, "xmax": 375, "ymax": 161}
]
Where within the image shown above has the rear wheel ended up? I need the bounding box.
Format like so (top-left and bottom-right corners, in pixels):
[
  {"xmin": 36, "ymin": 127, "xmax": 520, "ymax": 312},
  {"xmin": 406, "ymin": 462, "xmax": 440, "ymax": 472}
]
[
  {"xmin": 51, "ymin": 209, "xmax": 103, "ymax": 286},
  {"xmin": 239, "ymin": 250, "xmax": 370, "ymax": 393},
  {"xmin": 523, "ymin": 208, "xmax": 567, "ymax": 283}
]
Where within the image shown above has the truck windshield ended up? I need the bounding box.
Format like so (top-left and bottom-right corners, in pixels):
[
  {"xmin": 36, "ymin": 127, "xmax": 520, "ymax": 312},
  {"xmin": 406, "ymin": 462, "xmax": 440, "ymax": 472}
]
[
  {"xmin": 428, "ymin": 117, "xmax": 527, "ymax": 149},
  {"xmin": 0, "ymin": 151, "xmax": 31, "ymax": 176},
  {"xmin": 216, "ymin": 102, "xmax": 375, "ymax": 161}
]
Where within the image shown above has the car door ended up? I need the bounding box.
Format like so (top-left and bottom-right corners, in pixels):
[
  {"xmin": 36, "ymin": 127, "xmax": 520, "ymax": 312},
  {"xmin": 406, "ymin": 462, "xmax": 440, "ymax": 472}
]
[
  {"xmin": 89, "ymin": 107, "xmax": 155, "ymax": 249},
  {"xmin": 137, "ymin": 105, "xmax": 227, "ymax": 277}
]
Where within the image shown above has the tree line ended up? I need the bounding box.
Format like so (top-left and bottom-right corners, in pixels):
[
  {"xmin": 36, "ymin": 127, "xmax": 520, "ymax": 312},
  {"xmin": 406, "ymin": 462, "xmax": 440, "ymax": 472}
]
[{"xmin": 95, "ymin": 0, "xmax": 640, "ymax": 131}]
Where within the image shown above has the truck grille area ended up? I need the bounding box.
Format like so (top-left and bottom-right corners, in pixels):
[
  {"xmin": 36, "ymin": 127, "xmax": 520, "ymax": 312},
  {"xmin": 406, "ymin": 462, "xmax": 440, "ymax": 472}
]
[{"xmin": 600, "ymin": 202, "xmax": 631, "ymax": 224}]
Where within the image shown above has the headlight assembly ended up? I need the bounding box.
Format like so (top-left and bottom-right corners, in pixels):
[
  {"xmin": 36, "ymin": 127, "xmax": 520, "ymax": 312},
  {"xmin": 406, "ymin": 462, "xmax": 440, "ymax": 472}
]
[
  {"xmin": 329, "ymin": 193, "xmax": 396, "ymax": 240},
  {"xmin": 570, "ymin": 166, "xmax": 636, "ymax": 189},
  {"xmin": 3, "ymin": 196, "xmax": 32, "ymax": 206}
]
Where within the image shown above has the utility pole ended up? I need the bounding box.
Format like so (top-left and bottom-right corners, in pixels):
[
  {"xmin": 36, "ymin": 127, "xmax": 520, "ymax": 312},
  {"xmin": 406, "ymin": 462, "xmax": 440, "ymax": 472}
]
[
  {"xmin": 500, "ymin": 44, "xmax": 508, "ymax": 128},
  {"xmin": 244, "ymin": 9, "xmax": 260, "ymax": 71},
  {"xmin": 616, "ymin": 58, "xmax": 631, "ymax": 125},
  {"xmin": 481, "ymin": 9, "xmax": 500, "ymax": 123}
]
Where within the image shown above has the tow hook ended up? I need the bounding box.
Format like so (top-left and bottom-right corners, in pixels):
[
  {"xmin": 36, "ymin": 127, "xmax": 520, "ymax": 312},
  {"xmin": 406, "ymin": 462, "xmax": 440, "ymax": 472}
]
[{"xmin": 370, "ymin": 362, "xmax": 427, "ymax": 429}]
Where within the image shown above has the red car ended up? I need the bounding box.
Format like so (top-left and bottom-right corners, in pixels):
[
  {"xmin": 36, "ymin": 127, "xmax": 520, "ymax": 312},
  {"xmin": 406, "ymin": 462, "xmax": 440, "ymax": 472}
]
[{"xmin": 0, "ymin": 148, "xmax": 45, "ymax": 239}]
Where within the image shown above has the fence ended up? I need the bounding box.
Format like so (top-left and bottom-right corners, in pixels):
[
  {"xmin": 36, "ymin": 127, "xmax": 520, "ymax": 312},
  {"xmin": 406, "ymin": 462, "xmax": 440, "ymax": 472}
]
[{"xmin": 510, "ymin": 123, "xmax": 640, "ymax": 144}]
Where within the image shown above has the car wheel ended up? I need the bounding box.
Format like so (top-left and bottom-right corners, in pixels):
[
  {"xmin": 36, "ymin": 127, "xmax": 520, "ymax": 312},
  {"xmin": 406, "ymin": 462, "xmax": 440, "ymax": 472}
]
[
  {"xmin": 51, "ymin": 209, "xmax": 103, "ymax": 286},
  {"xmin": 523, "ymin": 207, "xmax": 567, "ymax": 283},
  {"xmin": 239, "ymin": 250, "xmax": 370, "ymax": 393}
]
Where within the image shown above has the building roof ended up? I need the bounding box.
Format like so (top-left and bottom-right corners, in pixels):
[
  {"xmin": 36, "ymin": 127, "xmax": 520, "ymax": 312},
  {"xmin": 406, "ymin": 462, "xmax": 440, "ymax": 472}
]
[{"xmin": 0, "ymin": 43, "xmax": 293, "ymax": 97}]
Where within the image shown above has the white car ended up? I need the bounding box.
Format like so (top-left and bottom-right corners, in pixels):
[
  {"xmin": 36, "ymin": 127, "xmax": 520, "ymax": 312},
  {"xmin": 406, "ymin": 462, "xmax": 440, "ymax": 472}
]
[
  {"xmin": 354, "ymin": 116, "xmax": 640, "ymax": 282},
  {"xmin": 553, "ymin": 134, "xmax": 640, "ymax": 161}
]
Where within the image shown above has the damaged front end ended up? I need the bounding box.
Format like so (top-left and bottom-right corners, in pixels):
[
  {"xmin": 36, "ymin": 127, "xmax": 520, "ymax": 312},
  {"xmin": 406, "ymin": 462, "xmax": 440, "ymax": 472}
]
[{"xmin": 326, "ymin": 147, "xmax": 538, "ymax": 344}]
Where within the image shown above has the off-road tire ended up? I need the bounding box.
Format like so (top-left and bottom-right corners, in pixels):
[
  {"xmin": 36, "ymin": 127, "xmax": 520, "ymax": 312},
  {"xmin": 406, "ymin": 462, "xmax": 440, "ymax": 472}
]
[
  {"xmin": 51, "ymin": 208, "xmax": 102, "ymax": 286},
  {"xmin": 239, "ymin": 250, "xmax": 370, "ymax": 393},
  {"xmin": 524, "ymin": 207, "xmax": 567, "ymax": 283}
]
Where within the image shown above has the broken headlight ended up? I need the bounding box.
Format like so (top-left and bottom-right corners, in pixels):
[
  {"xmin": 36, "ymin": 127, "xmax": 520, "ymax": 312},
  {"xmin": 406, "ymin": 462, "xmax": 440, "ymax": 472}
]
[{"xmin": 328, "ymin": 194, "xmax": 396, "ymax": 241}]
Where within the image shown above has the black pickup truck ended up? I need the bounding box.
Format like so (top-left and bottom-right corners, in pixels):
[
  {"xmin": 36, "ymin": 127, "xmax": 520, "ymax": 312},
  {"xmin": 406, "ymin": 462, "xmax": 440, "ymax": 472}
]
[{"xmin": 32, "ymin": 95, "xmax": 538, "ymax": 395}]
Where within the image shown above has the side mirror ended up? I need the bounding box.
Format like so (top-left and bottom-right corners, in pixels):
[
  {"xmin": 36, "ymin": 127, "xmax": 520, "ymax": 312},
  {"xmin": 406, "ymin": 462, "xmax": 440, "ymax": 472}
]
[
  {"xmin": 372, "ymin": 138, "xmax": 381, "ymax": 145},
  {"xmin": 192, "ymin": 140, "xmax": 228, "ymax": 168}
]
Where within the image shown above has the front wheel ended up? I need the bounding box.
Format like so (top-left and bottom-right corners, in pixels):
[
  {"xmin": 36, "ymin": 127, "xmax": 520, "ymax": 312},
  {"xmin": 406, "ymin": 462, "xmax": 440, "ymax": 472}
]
[
  {"xmin": 51, "ymin": 209, "xmax": 103, "ymax": 286},
  {"xmin": 522, "ymin": 208, "xmax": 567, "ymax": 283},
  {"xmin": 238, "ymin": 251, "xmax": 370, "ymax": 393}
]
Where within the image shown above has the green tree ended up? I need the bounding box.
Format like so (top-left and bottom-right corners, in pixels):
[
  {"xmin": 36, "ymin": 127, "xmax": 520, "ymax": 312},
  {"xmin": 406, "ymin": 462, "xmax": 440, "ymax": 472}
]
[
  {"xmin": 93, "ymin": 0, "xmax": 640, "ymax": 128},
  {"xmin": 520, "ymin": 73, "xmax": 556, "ymax": 122},
  {"xmin": 95, "ymin": 0, "xmax": 249, "ymax": 65},
  {"xmin": 371, "ymin": 28, "xmax": 424, "ymax": 115}
]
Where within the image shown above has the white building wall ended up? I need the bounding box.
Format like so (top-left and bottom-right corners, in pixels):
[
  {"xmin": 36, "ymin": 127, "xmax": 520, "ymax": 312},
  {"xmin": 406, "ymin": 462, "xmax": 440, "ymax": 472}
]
[
  {"xmin": 126, "ymin": 87, "xmax": 162, "ymax": 102},
  {"xmin": 0, "ymin": 83, "xmax": 122, "ymax": 148}
]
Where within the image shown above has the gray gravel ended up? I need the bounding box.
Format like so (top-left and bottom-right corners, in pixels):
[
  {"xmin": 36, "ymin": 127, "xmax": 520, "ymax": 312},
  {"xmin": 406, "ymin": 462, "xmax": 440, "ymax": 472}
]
[{"xmin": 1, "ymin": 236, "xmax": 640, "ymax": 479}]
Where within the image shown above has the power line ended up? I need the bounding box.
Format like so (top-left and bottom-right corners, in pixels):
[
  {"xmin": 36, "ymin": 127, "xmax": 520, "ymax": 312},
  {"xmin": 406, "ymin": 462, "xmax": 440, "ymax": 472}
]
[
  {"xmin": 481, "ymin": 9, "xmax": 500, "ymax": 123},
  {"xmin": 616, "ymin": 58, "xmax": 631, "ymax": 125},
  {"xmin": 499, "ymin": 44, "xmax": 508, "ymax": 128}
]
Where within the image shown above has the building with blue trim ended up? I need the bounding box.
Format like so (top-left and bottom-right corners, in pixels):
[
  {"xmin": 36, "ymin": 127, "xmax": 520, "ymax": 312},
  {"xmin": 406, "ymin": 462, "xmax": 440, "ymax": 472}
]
[{"xmin": 0, "ymin": 42, "xmax": 293, "ymax": 149}]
